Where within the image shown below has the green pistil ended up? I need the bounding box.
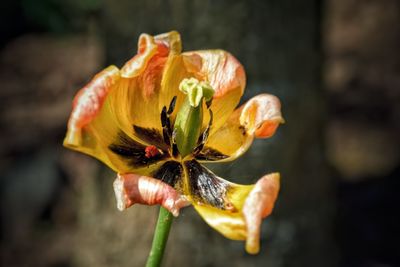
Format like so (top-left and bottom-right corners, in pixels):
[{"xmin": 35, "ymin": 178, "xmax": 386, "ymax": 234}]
[
  {"xmin": 179, "ymin": 78, "xmax": 214, "ymax": 107},
  {"xmin": 174, "ymin": 78, "xmax": 214, "ymax": 158}
]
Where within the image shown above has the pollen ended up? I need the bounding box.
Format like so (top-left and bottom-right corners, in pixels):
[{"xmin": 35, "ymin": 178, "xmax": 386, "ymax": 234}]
[{"xmin": 145, "ymin": 145, "xmax": 160, "ymax": 158}]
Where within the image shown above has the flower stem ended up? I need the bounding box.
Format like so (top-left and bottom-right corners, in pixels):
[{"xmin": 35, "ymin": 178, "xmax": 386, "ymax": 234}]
[{"xmin": 145, "ymin": 207, "xmax": 174, "ymax": 267}]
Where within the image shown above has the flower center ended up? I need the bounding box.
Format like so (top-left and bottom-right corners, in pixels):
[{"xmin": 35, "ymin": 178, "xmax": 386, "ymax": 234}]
[{"xmin": 173, "ymin": 78, "xmax": 215, "ymax": 158}]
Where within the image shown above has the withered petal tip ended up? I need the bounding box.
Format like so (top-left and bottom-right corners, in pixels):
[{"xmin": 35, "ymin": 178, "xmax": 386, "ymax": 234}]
[{"xmin": 113, "ymin": 175, "xmax": 126, "ymax": 211}]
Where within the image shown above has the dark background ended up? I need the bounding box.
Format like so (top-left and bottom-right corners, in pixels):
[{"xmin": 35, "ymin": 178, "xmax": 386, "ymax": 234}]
[{"xmin": 1, "ymin": 0, "xmax": 399, "ymax": 266}]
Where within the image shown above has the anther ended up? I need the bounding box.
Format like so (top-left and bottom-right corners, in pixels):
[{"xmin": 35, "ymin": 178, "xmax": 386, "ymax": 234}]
[
  {"xmin": 145, "ymin": 145, "xmax": 160, "ymax": 158},
  {"xmin": 167, "ymin": 96, "xmax": 177, "ymax": 114}
]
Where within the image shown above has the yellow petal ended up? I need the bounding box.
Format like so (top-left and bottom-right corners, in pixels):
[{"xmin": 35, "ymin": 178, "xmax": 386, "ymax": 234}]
[
  {"xmin": 154, "ymin": 31, "xmax": 182, "ymax": 55},
  {"xmin": 196, "ymin": 94, "xmax": 284, "ymax": 162},
  {"xmin": 64, "ymin": 65, "xmax": 120, "ymax": 147},
  {"xmin": 158, "ymin": 55, "xmax": 191, "ymax": 122},
  {"xmin": 111, "ymin": 32, "xmax": 190, "ymax": 133},
  {"xmin": 63, "ymin": 66, "xmax": 124, "ymax": 169},
  {"xmin": 182, "ymin": 50, "xmax": 246, "ymax": 134},
  {"xmin": 193, "ymin": 173, "xmax": 280, "ymax": 254},
  {"xmin": 63, "ymin": 65, "xmax": 169, "ymax": 174},
  {"xmin": 64, "ymin": 32, "xmax": 189, "ymax": 174},
  {"xmin": 120, "ymin": 34, "xmax": 158, "ymax": 78}
]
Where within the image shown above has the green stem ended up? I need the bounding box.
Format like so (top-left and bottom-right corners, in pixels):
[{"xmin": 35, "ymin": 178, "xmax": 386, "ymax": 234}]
[{"xmin": 145, "ymin": 207, "xmax": 174, "ymax": 267}]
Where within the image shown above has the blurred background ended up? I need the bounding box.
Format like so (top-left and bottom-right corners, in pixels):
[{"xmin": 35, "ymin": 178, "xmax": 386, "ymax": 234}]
[{"xmin": 0, "ymin": 0, "xmax": 399, "ymax": 266}]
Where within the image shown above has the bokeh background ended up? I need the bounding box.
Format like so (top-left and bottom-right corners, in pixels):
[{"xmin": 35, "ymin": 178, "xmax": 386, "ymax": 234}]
[{"xmin": 1, "ymin": 0, "xmax": 399, "ymax": 266}]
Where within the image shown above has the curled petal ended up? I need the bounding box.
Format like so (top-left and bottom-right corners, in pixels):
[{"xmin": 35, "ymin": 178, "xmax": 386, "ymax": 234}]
[
  {"xmin": 154, "ymin": 31, "xmax": 182, "ymax": 55},
  {"xmin": 182, "ymin": 50, "xmax": 246, "ymax": 133},
  {"xmin": 113, "ymin": 173, "xmax": 190, "ymax": 217},
  {"xmin": 240, "ymin": 93, "xmax": 284, "ymax": 138},
  {"xmin": 183, "ymin": 50, "xmax": 245, "ymax": 98},
  {"xmin": 121, "ymin": 34, "xmax": 159, "ymax": 78},
  {"xmin": 198, "ymin": 94, "xmax": 284, "ymax": 163},
  {"xmin": 243, "ymin": 173, "xmax": 280, "ymax": 254},
  {"xmin": 64, "ymin": 65, "xmax": 120, "ymax": 147},
  {"xmin": 186, "ymin": 161, "xmax": 280, "ymax": 254},
  {"xmin": 120, "ymin": 31, "xmax": 182, "ymax": 95},
  {"xmin": 111, "ymin": 31, "xmax": 188, "ymax": 133}
]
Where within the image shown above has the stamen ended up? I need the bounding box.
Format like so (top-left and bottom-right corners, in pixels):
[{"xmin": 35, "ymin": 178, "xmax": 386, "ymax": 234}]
[
  {"xmin": 161, "ymin": 105, "xmax": 171, "ymax": 147},
  {"xmin": 160, "ymin": 96, "xmax": 178, "ymax": 155},
  {"xmin": 167, "ymin": 96, "xmax": 177, "ymax": 114},
  {"xmin": 193, "ymin": 109, "xmax": 213, "ymax": 154},
  {"xmin": 206, "ymin": 98, "xmax": 213, "ymax": 108},
  {"xmin": 161, "ymin": 106, "xmax": 168, "ymax": 127}
]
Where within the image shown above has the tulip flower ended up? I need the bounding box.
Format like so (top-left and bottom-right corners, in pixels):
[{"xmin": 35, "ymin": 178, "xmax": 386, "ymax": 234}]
[{"xmin": 64, "ymin": 31, "xmax": 283, "ymax": 263}]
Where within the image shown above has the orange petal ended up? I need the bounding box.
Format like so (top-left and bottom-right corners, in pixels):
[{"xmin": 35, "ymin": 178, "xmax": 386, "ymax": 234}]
[
  {"xmin": 240, "ymin": 93, "xmax": 284, "ymax": 138},
  {"xmin": 64, "ymin": 65, "xmax": 120, "ymax": 147},
  {"xmin": 154, "ymin": 31, "xmax": 182, "ymax": 55},
  {"xmin": 192, "ymin": 172, "xmax": 280, "ymax": 254},
  {"xmin": 182, "ymin": 50, "xmax": 246, "ymax": 133},
  {"xmin": 184, "ymin": 50, "xmax": 245, "ymax": 98},
  {"xmin": 197, "ymin": 94, "xmax": 283, "ymax": 163},
  {"xmin": 121, "ymin": 34, "xmax": 159, "ymax": 78},
  {"xmin": 243, "ymin": 173, "xmax": 280, "ymax": 254},
  {"xmin": 113, "ymin": 173, "xmax": 190, "ymax": 217}
]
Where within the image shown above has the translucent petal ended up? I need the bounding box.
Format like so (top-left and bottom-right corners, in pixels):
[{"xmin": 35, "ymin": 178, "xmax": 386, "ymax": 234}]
[
  {"xmin": 182, "ymin": 50, "xmax": 246, "ymax": 134},
  {"xmin": 240, "ymin": 93, "xmax": 284, "ymax": 138}
]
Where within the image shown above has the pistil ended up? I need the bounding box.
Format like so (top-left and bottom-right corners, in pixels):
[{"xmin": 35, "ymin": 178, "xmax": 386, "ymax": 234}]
[{"xmin": 173, "ymin": 78, "xmax": 214, "ymax": 158}]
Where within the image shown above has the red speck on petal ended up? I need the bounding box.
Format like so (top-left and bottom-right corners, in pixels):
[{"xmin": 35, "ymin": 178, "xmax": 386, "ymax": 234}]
[{"xmin": 145, "ymin": 145, "xmax": 160, "ymax": 158}]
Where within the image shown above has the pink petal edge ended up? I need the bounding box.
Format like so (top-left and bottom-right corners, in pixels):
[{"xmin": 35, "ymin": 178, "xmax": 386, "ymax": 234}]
[
  {"xmin": 239, "ymin": 94, "xmax": 284, "ymax": 139},
  {"xmin": 113, "ymin": 173, "xmax": 190, "ymax": 217},
  {"xmin": 242, "ymin": 173, "xmax": 280, "ymax": 254},
  {"xmin": 65, "ymin": 65, "xmax": 120, "ymax": 146}
]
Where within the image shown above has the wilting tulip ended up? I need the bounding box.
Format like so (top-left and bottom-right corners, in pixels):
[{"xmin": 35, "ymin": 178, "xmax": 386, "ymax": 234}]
[{"xmin": 64, "ymin": 31, "xmax": 283, "ymax": 254}]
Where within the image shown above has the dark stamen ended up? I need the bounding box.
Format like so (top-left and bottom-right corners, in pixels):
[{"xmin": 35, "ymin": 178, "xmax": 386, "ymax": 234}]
[
  {"xmin": 171, "ymin": 129, "xmax": 179, "ymax": 158},
  {"xmin": 206, "ymin": 98, "xmax": 213, "ymax": 108},
  {"xmin": 160, "ymin": 96, "xmax": 178, "ymax": 156},
  {"xmin": 133, "ymin": 125, "xmax": 168, "ymax": 151},
  {"xmin": 152, "ymin": 161, "xmax": 183, "ymax": 187},
  {"xmin": 167, "ymin": 96, "xmax": 177, "ymax": 114},
  {"xmin": 195, "ymin": 147, "xmax": 229, "ymax": 161},
  {"xmin": 161, "ymin": 106, "xmax": 168, "ymax": 127},
  {"xmin": 109, "ymin": 131, "xmax": 167, "ymax": 167},
  {"xmin": 193, "ymin": 109, "xmax": 213, "ymax": 154}
]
